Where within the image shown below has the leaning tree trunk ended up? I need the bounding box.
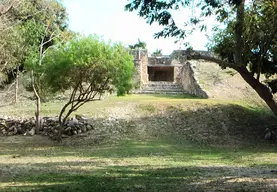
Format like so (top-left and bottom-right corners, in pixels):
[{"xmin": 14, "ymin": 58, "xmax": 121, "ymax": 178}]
[
  {"xmin": 233, "ymin": 0, "xmax": 277, "ymax": 117},
  {"xmin": 188, "ymin": 0, "xmax": 277, "ymax": 118},
  {"xmin": 237, "ymin": 66, "xmax": 277, "ymax": 117},
  {"xmin": 57, "ymin": 101, "xmax": 73, "ymax": 141}
]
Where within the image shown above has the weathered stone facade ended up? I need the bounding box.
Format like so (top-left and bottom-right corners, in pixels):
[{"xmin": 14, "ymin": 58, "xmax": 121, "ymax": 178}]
[{"xmin": 131, "ymin": 49, "xmax": 208, "ymax": 98}]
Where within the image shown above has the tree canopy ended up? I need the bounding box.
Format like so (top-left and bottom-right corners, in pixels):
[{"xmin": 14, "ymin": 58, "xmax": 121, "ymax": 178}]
[
  {"xmin": 0, "ymin": 0, "xmax": 70, "ymax": 83},
  {"xmin": 129, "ymin": 38, "xmax": 147, "ymax": 49},
  {"xmin": 43, "ymin": 35, "xmax": 134, "ymax": 96},
  {"xmin": 152, "ymin": 49, "xmax": 162, "ymax": 56},
  {"xmin": 125, "ymin": 0, "xmax": 277, "ymax": 118},
  {"xmin": 41, "ymin": 35, "xmax": 134, "ymax": 140}
]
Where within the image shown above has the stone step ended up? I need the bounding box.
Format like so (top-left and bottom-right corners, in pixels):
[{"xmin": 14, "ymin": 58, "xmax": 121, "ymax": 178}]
[
  {"xmin": 142, "ymin": 88, "xmax": 185, "ymax": 92},
  {"xmin": 135, "ymin": 82, "xmax": 186, "ymax": 95},
  {"xmin": 143, "ymin": 86, "xmax": 184, "ymax": 89},
  {"xmin": 134, "ymin": 90, "xmax": 187, "ymax": 95},
  {"xmin": 143, "ymin": 85, "xmax": 183, "ymax": 90},
  {"xmin": 143, "ymin": 85, "xmax": 184, "ymax": 91}
]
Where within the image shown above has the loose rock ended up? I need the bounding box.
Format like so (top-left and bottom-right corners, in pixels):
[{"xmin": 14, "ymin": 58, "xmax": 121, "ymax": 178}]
[{"xmin": 0, "ymin": 115, "xmax": 94, "ymax": 139}]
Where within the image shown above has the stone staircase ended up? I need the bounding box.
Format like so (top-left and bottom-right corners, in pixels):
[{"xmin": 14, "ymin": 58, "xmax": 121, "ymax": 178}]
[{"xmin": 135, "ymin": 82, "xmax": 187, "ymax": 95}]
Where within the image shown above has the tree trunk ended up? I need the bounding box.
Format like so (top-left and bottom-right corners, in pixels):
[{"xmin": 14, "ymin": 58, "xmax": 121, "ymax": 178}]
[
  {"xmin": 56, "ymin": 121, "xmax": 64, "ymax": 142},
  {"xmin": 237, "ymin": 66, "xmax": 277, "ymax": 117},
  {"xmin": 57, "ymin": 102, "xmax": 71, "ymax": 141},
  {"xmin": 15, "ymin": 65, "xmax": 19, "ymax": 104},
  {"xmin": 234, "ymin": 0, "xmax": 245, "ymax": 65},
  {"xmin": 187, "ymin": 51, "xmax": 277, "ymax": 118},
  {"xmin": 35, "ymin": 96, "xmax": 41, "ymax": 134},
  {"xmin": 232, "ymin": 1, "xmax": 277, "ymax": 118},
  {"xmin": 32, "ymin": 70, "xmax": 41, "ymax": 134}
]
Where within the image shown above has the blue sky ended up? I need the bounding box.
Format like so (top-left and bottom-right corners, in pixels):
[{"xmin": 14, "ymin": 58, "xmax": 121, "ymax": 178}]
[{"xmin": 63, "ymin": 0, "xmax": 213, "ymax": 55}]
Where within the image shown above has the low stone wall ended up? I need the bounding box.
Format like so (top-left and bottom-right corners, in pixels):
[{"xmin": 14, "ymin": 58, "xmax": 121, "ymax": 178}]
[{"xmin": 0, "ymin": 115, "xmax": 94, "ymax": 138}]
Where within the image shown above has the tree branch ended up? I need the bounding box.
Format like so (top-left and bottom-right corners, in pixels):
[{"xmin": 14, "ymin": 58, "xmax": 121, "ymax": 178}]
[
  {"xmin": 186, "ymin": 51, "xmax": 238, "ymax": 69},
  {"xmin": 0, "ymin": 1, "xmax": 15, "ymax": 16},
  {"xmin": 31, "ymin": 70, "xmax": 39, "ymax": 99},
  {"xmin": 257, "ymin": 15, "xmax": 277, "ymax": 81},
  {"xmin": 0, "ymin": 7, "xmax": 48, "ymax": 32}
]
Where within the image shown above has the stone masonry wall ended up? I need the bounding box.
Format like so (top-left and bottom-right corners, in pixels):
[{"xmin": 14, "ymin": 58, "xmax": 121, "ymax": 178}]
[
  {"xmin": 140, "ymin": 50, "xmax": 149, "ymax": 84},
  {"xmin": 131, "ymin": 49, "xmax": 209, "ymax": 98},
  {"xmin": 174, "ymin": 66, "xmax": 183, "ymax": 84},
  {"xmin": 180, "ymin": 62, "xmax": 208, "ymax": 98},
  {"xmin": 130, "ymin": 49, "xmax": 149, "ymax": 88}
]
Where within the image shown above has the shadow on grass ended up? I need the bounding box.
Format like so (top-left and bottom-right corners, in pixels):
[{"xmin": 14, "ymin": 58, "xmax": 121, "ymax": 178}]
[
  {"xmin": 1, "ymin": 103, "xmax": 277, "ymax": 191},
  {"xmin": 1, "ymin": 103, "xmax": 277, "ymax": 155},
  {"xmin": 2, "ymin": 164, "xmax": 277, "ymax": 192},
  {"xmin": 119, "ymin": 102, "xmax": 276, "ymax": 148}
]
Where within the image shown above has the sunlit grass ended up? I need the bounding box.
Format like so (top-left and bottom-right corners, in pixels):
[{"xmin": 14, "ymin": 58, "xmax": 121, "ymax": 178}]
[
  {"xmin": 0, "ymin": 94, "xmax": 270, "ymax": 119},
  {"xmin": 0, "ymin": 94, "xmax": 276, "ymax": 191},
  {"xmin": 1, "ymin": 139, "xmax": 277, "ymax": 191},
  {"xmin": 0, "ymin": 140, "xmax": 277, "ymax": 191}
]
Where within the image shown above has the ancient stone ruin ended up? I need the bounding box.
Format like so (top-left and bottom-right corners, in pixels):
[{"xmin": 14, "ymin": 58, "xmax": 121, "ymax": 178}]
[{"xmin": 131, "ymin": 49, "xmax": 209, "ymax": 98}]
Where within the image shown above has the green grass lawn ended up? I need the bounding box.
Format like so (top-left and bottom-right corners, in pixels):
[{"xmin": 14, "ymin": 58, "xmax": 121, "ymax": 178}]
[
  {"xmin": 0, "ymin": 94, "xmax": 269, "ymax": 118},
  {"xmin": 1, "ymin": 137, "xmax": 277, "ymax": 192},
  {"xmin": 1, "ymin": 94, "xmax": 277, "ymax": 191}
]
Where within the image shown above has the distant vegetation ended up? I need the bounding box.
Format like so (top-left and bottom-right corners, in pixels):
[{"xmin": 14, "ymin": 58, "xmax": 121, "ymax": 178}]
[{"xmin": 128, "ymin": 38, "xmax": 147, "ymax": 49}]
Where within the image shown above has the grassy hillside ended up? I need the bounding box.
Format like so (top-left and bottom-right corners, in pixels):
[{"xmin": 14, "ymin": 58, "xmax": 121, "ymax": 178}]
[
  {"xmin": 0, "ymin": 94, "xmax": 275, "ymax": 146},
  {"xmin": 193, "ymin": 60, "xmax": 267, "ymax": 106},
  {"xmin": 1, "ymin": 95, "xmax": 277, "ymax": 191},
  {"xmin": 1, "ymin": 61, "xmax": 277, "ymax": 191}
]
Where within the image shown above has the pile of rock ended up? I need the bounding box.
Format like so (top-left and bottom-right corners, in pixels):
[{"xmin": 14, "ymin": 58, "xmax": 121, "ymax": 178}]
[
  {"xmin": 0, "ymin": 115, "xmax": 94, "ymax": 138},
  {"xmin": 0, "ymin": 116, "xmax": 35, "ymax": 136}
]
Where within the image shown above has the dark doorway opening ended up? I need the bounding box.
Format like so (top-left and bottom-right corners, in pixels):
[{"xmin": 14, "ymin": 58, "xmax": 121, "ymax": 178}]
[{"xmin": 148, "ymin": 66, "xmax": 174, "ymax": 81}]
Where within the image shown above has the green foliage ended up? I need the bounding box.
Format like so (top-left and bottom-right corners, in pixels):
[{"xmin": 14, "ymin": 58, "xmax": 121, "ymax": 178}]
[
  {"xmin": 0, "ymin": 0, "xmax": 69, "ymax": 84},
  {"xmin": 152, "ymin": 49, "xmax": 162, "ymax": 56},
  {"xmin": 1, "ymin": 0, "xmax": 67, "ymax": 49},
  {"xmin": 208, "ymin": 1, "xmax": 277, "ymax": 89},
  {"xmin": 42, "ymin": 35, "xmax": 134, "ymax": 96},
  {"xmin": 0, "ymin": 25, "xmax": 25, "ymax": 72},
  {"xmin": 125, "ymin": 0, "xmax": 235, "ymax": 39},
  {"xmin": 206, "ymin": 25, "xmax": 235, "ymax": 63},
  {"xmin": 129, "ymin": 38, "xmax": 147, "ymax": 49}
]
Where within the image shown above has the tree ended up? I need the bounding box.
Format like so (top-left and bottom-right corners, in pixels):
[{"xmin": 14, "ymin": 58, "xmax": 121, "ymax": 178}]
[
  {"xmin": 42, "ymin": 35, "xmax": 134, "ymax": 140},
  {"xmin": 0, "ymin": 0, "xmax": 69, "ymax": 105},
  {"xmin": 20, "ymin": 0, "xmax": 70, "ymax": 133},
  {"xmin": 0, "ymin": 1, "xmax": 23, "ymax": 86},
  {"xmin": 25, "ymin": 26, "xmax": 58, "ymax": 134},
  {"xmin": 152, "ymin": 49, "xmax": 162, "ymax": 56},
  {"xmin": 129, "ymin": 38, "xmax": 147, "ymax": 49},
  {"xmin": 125, "ymin": 0, "xmax": 277, "ymax": 118}
]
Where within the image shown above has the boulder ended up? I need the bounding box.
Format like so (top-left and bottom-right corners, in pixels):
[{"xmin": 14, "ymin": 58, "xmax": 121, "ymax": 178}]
[
  {"xmin": 67, "ymin": 118, "xmax": 79, "ymax": 127},
  {"xmin": 24, "ymin": 128, "xmax": 35, "ymax": 136}
]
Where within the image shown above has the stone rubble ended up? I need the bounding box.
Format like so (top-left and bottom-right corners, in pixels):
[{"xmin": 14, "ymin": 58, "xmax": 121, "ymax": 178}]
[{"xmin": 0, "ymin": 115, "xmax": 94, "ymax": 138}]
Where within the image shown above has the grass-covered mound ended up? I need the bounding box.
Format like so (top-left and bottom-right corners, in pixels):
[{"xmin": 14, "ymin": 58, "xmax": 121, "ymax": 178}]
[{"xmin": 1, "ymin": 95, "xmax": 277, "ymax": 191}]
